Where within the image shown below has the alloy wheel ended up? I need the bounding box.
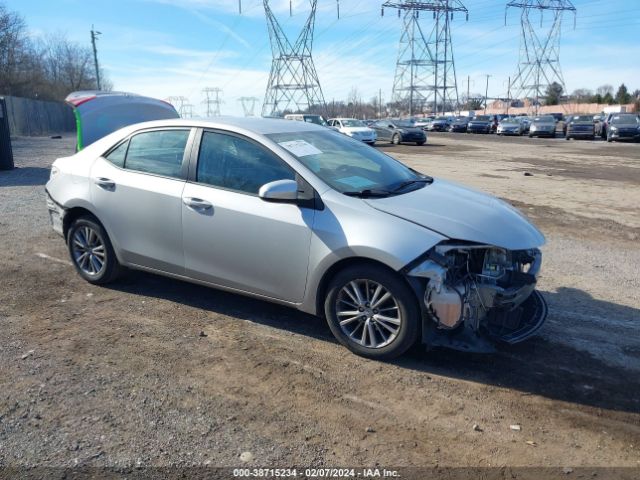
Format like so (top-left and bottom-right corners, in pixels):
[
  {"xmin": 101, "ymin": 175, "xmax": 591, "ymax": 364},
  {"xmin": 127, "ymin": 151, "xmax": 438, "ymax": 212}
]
[
  {"xmin": 71, "ymin": 226, "xmax": 106, "ymax": 276},
  {"xmin": 335, "ymin": 279, "xmax": 402, "ymax": 349}
]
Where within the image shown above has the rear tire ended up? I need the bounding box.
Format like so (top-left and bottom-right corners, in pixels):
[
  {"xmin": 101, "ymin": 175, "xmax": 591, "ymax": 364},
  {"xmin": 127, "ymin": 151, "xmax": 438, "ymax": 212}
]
[
  {"xmin": 392, "ymin": 134, "xmax": 401, "ymax": 145},
  {"xmin": 67, "ymin": 215, "xmax": 121, "ymax": 285},
  {"xmin": 324, "ymin": 264, "xmax": 419, "ymax": 360}
]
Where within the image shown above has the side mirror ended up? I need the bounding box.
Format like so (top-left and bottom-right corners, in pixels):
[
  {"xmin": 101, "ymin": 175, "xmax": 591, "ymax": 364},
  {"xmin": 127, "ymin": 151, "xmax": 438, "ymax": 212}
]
[{"xmin": 259, "ymin": 179, "xmax": 299, "ymax": 203}]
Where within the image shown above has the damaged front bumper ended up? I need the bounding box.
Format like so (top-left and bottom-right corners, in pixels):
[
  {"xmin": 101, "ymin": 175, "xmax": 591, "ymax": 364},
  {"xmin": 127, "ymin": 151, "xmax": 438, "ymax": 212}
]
[
  {"xmin": 45, "ymin": 189, "xmax": 66, "ymax": 237},
  {"xmin": 407, "ymin": 243, "xmax": 547, "ymax": 353}
]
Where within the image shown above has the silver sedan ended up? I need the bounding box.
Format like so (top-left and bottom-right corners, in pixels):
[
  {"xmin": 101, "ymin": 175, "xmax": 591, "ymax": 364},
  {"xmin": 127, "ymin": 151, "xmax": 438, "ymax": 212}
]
[{"xmin": 46, "ymin": 117, "xmax": 547, "ymax": 359}]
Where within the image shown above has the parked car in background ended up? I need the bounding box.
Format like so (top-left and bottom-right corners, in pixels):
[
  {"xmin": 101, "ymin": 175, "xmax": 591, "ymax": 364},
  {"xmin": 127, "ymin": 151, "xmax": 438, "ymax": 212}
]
[
  {"xmin": 606, "ymin": 114, "xmax": 640, "ymax": 142},
  {"xmin": 328, "ymin": 118, "xmax": 377, "ymax": 145},
  {"xmin": 466, "ymin": 115, "xmax": 494, "ymax": 134},
  {"xmin": 565, "ymin": 115, "xmax": 596, "ymax": 141},
  {"xmin": 371, "ymin": 119, "xmax": 426, "ymax": 145},
  {"xmin": 597, "ymin": 112, "xmax": 625, "ymax": 139},
  {"xmin": 520, "ymin": 117, "xmax": 532, "ymax": 133},
  {"xmin": 497, "ymin": 117, "xmax": 525, "ymax": 136},
  {"xmin": 284, "ymin": 114, "xmax": 330, "ymax": 127},
  {"xmin": 549, "ymin": 112, "xmax": 565, "ymax": 123},
  {"xmin": 425, "ymin": 117, "xmax": 451, "ymax": 132},
  {"xmin": 46, "ymin": 116, "xmax": 546, "ymax": 359},
  {"xmin": 413, "ymin": 117, "xmax": 434, "ymax": 129},
  {"xmin": 528, "ymin": 116, "xmax": 557, "ymax": 138},
  {"xmin": 448, "ymin": 116, "xmax": 469, "ymax": 133}
]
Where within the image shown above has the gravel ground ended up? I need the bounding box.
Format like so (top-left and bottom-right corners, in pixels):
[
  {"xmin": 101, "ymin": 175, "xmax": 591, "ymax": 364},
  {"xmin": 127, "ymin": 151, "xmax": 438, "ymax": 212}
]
[{"xmin": 0, "ymin": 133, "xmax": 639, "ymax": 476}]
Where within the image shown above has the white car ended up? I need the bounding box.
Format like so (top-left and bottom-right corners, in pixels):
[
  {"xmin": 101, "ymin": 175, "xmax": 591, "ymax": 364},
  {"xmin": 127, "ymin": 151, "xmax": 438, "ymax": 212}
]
[{"xmin": 328, "ymin": 118, "xmax": 377, "ymax": 145}]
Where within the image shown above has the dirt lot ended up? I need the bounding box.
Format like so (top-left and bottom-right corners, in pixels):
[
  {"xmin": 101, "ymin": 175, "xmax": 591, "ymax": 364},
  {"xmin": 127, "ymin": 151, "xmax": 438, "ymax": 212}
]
[{"xmin": 1, "ymin": 133, "xmax": 639, "ymax": 476}]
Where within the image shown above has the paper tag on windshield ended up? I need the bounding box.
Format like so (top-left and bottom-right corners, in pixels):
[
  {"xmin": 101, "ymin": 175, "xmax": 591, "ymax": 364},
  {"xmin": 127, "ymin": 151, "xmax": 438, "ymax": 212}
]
[{"xmin": 278, "ymin": 140, "xmax": 323, "ymax": 157}]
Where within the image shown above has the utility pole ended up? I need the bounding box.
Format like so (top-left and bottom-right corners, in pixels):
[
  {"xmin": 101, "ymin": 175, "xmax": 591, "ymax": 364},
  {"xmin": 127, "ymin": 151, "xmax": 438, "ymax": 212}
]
[
  {"xmin": 467, "ymin": 75, "xmax": 470, "ymax": 111},
  {"xmin": 90, "ymin": 26, "xmax": 102, "ymax": 90},
  {"xmin": 379, "ymin": 89, "xmax": 383, "ymax": 118},
  {"xmin": 382, "ymin": 1, "xmax": 468, "ymax": 117},
  {"xmin": 484, "ymin": 74, "xmax": 491, "ymax": 114},
  {"xmin": 506, "ymin": 75, "xmax": 511, "ymax": 115}
]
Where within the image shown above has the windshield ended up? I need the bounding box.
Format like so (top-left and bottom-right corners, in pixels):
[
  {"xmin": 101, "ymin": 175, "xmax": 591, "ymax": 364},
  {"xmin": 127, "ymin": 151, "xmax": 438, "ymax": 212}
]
[
  {"xmin": 533, "ymin": 116, "xmax": 555, "ymax": 123},
  {"xmin": 501, "ymin": 117, "xmax": 518, "ymax": 124},
  {"xmin": 473, "ymin": 115, "xmax": 491, "ymax": 121},
  {"xmin": 266, "ymin": 130, "xmax": 424, "ymax": 195},
  {"xmin": 303, "ymin": 115, "xmax": 328, "ymax": 126},
  {"xmin": 392, "ymin": 120, "xmax": 415, "ymax": 127},
  {"xmin": 611, "ymin": 115, "xmax": 639, "ymax": 125},
  {"xmin": 341, "ymin": 119, "xmax": 365, "ymax": 127}
]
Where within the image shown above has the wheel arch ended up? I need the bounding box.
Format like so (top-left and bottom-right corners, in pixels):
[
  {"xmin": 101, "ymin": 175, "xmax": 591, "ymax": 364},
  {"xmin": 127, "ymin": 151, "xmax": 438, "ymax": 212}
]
[
  {"xmin": 313, "ymin": 256, "xmax": 423, "ymax": 319},
  {"xmin": 63, "ymin": 206, "xmax": 101, "ymax": 240}
]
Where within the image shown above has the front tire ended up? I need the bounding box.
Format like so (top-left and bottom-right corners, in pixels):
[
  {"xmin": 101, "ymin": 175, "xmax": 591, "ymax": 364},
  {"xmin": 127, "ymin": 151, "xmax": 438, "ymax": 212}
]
[
  {"xmin": 67, "ymin": 216, "xmax": 121, "ymax": 284},
  {"xmin": 392, "ymin": 134, "xmax": 401, "ymax": 145},
  {"xmin": 324, "ymin": 265, "xmax": 419, "ymax": 359}
]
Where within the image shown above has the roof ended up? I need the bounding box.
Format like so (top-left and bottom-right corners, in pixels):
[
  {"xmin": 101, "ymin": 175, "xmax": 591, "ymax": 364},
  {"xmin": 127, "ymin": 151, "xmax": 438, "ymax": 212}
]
[{"xmin": 125, "ymin": 116, "xmax": 327, "ymax": 135}]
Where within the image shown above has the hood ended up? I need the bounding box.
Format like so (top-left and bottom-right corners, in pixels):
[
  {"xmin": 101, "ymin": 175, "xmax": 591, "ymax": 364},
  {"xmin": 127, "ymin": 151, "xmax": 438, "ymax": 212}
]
[
  {"xmin": 469, "ymin": 120, "xmax": 491, "ymax": 125},
  {"xmin": 364, "ymin": 178, "xmax": 545, "ymax": 250},
  {"xmin": 344, "ymin": 127, "xmax": 374, "ymax": 133},
  {"xmin": 532, "ymin": 121, "xmax": 555, "ymax": 126},
  {"xmin": 610, "ymin": 122, "xmax": 640, "ymax": 128}
]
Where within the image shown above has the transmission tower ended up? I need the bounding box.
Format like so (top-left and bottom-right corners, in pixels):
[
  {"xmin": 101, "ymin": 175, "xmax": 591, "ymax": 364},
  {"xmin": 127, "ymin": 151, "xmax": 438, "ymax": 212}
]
[
  {"xmin": 382, "ymin": 1, "xmax": 468, "ymax": 116},
  {"xmin": 165, "ymin": 96, "xmax": 190, "ymax": 117},
  {"xmin": 261, "ymin": 0, "xmax": 327, "ymax": 117},
  {"xmin": 506, "ymin": 0, "xmax": 576, "ymax": 113},
  {"xmin": 238, "ymin": 97, "xmax": 260, "ymax": 117},
  {"xmin": 202, "ymin": 87, "xmax": 224, "ymax": 117},
  {"xmin": 182, "ymin": 103, "xmax": 195, "ymax": 118}
]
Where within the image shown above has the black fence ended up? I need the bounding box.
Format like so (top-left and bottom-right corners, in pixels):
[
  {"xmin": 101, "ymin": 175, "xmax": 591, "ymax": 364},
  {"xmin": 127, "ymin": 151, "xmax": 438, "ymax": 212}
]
[{"xmin": 1, "ymin": 95, "xmax": 75, "ymax": 137}]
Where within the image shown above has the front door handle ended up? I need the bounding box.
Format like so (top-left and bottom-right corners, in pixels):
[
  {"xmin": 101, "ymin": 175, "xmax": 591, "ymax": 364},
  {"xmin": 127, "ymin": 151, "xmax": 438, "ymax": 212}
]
[
  {"xmin": 183, "ymin": 197, "xmax": 213, "ymax": 210},
  {"xmin": 94, "ymin": 177, "xmax": 115, "ymax": 189}
]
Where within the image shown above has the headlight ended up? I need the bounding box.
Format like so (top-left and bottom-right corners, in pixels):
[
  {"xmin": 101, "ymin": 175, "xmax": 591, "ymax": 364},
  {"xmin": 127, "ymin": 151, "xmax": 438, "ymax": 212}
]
[
  {"xmin": 530, "ymin": 125, "xmax": 537, "ymax": 131},
  {"xmin": 610, "ymin": 126, "xmax": 618, "ymax": 132},
  {"xmin": 50, "ymin": 166, "xmax": 59, "ymax": 179}
]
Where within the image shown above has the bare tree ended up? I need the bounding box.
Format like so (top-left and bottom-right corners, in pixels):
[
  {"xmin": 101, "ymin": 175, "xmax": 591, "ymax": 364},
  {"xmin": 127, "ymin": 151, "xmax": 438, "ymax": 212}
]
[{"xmin": 1, "ymin": 3, "xmax": 111, "ymax": 101}]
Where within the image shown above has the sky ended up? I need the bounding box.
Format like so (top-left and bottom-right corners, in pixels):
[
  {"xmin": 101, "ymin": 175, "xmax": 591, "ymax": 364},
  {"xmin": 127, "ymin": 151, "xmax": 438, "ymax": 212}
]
[{"xmin": 5, "ymin": 0, "xmax": 640, "ymax": 116}]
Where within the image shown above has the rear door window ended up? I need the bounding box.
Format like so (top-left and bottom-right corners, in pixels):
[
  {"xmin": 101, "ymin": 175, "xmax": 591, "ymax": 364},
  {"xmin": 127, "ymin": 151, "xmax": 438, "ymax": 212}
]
[{"xmin": 124, "ymin": 130, "xmax": 190, "ymax": 179}]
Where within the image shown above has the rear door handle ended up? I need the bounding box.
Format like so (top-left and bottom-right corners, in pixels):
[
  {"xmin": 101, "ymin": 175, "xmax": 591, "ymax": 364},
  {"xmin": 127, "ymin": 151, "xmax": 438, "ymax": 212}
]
[
  {"xmin": 183, "ymin": 197, "xmax": 213, "ymax": 210},
  {"xmin": 94, "ymin": 177, "xmax": 115, "ymax": 189}
]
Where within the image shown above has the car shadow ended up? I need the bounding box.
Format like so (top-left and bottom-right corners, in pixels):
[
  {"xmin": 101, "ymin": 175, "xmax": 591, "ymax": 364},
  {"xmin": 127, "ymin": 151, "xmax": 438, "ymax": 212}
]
[
  {"xmin": 108, "ymin": 273, "xmax": 640, "ymax": 414},
  {"xmin": 0, "ymin": 166, "xmax": 51, "ymax": 187}
]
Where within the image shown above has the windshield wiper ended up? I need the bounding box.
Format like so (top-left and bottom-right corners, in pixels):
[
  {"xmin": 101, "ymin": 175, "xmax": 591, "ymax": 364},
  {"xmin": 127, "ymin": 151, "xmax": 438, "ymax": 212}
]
[
  {"xmin": 392, "ymin": 176, "xmax": 434, "ymax": 193},
  {"xmin": 343, "ymin": 189, "xmax": 392, "ymax": 198}
]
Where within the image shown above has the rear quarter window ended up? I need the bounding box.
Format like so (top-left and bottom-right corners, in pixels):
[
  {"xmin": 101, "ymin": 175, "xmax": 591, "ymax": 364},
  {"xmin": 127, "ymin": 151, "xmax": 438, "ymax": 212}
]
[{"xmin": 124, "ymin": 130, "xmax": 190, "ymax": 179}]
